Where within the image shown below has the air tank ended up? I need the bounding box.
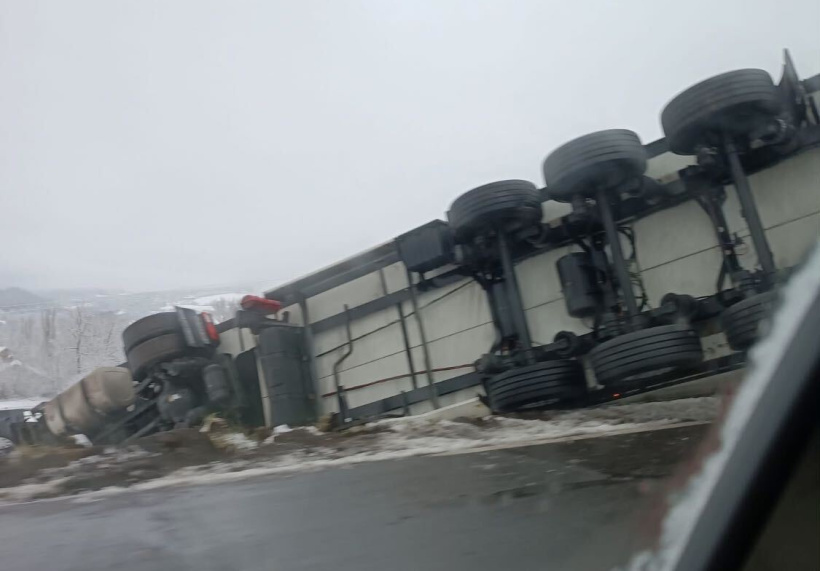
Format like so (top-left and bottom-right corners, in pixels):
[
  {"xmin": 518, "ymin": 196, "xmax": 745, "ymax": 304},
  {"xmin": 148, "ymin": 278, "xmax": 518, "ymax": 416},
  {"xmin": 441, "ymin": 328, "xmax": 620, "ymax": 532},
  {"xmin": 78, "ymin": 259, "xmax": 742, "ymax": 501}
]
[
  {"xmin": 203, "ymin": 364, "xmax": 231, "ymax": 405},
  {"xmin": 43, "ymin": 367, "xmax": 135, "ymax": 437},
  {"xmin": 557, "ymin": 252, "xmax": 603, "ymax": 318}
]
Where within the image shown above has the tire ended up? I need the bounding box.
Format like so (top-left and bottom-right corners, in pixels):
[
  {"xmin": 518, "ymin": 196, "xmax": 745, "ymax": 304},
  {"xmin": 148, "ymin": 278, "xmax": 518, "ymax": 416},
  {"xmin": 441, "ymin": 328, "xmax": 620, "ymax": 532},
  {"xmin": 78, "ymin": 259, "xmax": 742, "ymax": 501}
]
[
  {"xmin": 447, "ymin": 180, "xmax": 542, "ymax": 242},
  {"xmin": 542, "ymin": 129, "xmax": 647, "ymax": 201},
  {"xmin": 122, "ymin": 313, "xmax": 181, "ymax": 353},
  {"xmin": 126, "ymin": 333, "xmax": 188, "ymax": 380},
  {"xmin": 589, "ymin": 325, "xmax": 703, "ymax": 387},
  {"xmin": 661, "ymin": 69, "xmax": 782, "ymax": 155},
  {"xmin": 485, "ymin": 360, "xmax": 586, "ymax": 413},
  {"xmin": 722, "ymin": 291, "xmax": 776, "ymax": 351}
]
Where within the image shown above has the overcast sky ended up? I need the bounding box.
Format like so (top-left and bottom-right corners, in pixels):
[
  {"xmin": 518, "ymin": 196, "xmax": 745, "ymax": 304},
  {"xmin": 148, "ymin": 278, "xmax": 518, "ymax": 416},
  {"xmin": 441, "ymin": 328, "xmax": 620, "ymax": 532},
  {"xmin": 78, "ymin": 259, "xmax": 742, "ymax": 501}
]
[{"xmin": 1, "ymin": 1, "xmax": 818, "ymax": 292}]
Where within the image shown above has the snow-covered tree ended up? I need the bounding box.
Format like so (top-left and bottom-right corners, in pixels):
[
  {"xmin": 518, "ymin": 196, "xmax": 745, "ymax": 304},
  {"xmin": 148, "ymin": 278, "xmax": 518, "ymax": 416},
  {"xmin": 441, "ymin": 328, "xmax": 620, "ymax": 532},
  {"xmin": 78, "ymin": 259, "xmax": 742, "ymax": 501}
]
[
  {"xmin": 0, "ymin": 307, "xmax": 128, "ymax": 399},
  {"xmin": 209, "ymin": 297, "xmax": 242, "ymax": 323}
]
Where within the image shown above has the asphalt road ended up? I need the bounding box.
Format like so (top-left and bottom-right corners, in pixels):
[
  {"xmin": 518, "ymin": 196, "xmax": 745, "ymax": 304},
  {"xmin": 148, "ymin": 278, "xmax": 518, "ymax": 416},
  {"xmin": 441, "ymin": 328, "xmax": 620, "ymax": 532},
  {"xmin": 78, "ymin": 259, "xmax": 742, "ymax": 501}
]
[{"xmin": 0, "ymin": 424, "xmax": 708, "ymax": 571}]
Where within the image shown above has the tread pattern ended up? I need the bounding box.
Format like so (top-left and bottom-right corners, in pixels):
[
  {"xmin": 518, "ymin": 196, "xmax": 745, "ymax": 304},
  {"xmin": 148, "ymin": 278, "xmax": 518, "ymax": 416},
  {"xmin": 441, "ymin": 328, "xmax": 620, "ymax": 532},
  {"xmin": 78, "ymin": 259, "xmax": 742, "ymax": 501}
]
[
  {"xmin": 542, "ymin": 129, "xmax": 647, "ymax": 201},
  {"xmin": 485, "ymin": 359, "xmax": 585, "ymax": 412},
  {"xmin": 722, "ymin": 291, "xmax": 776, "ymax": 351},
  {"xmin": 126, "ymin": 333, "xmax": 188, "ymax": 380},
  {"xmin": 589, "ymin": 325, "xmax": 703, "ymax": 386},
  {"xmin": 122, "ymin": 313, "xmax": 181, "ymax": 353},
  {"xmin": 447, "ymin": 180, "xmax": 542, "ymax": 241},
  {"xmin": 661, "ymin": 69, "xmax": 782, "ymax": 155}
]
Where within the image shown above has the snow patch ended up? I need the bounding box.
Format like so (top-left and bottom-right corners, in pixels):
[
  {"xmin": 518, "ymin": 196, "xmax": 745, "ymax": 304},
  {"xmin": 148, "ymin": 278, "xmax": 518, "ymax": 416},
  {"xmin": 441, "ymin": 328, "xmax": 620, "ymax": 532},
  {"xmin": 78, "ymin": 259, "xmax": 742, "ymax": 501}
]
[
  {"xmin": 70, "ymin": 434, "xmax": 92, "ymax": 448},
  {"xmin": 14, "ymin": 447, "xmax": 159, "ymax": 492},
  {"xmin": 160, "ymin": 303, "xmax": 214, "ymax": 313},
  {"xmin": 75, "ymin": 422, "xmax": 706, "ymax": 502},
  {"xmin": 0, "ymin": 478, "xmax": 72, "ymax": 502},
  {"xmin": 84, "ymin": 398, "xmax": 717, "ymax": 501},
  {"xmin": 210, "ymin": 432, "xmax": 259, "ymax": 451},
  {"xmin": 192, "ymin": 293, "xmax": 246, "ymax": 306},
  {"xmin": 0, "ymin": 398, "xmax": 46, "ymax": 411},
  {"xmin": 0, "ymin": 396, "xmax": 720, "ymax": 504},
  {"xmin": 362, "ymin": 397, "xmax": 717, "ymax": 456},
  {"xmin": 0, "ymin": 437, "xmax": 14, "ymax": 456},
  {"xmin": 377, "ymin": 397, "xmax": 718, "ymax": 435}
]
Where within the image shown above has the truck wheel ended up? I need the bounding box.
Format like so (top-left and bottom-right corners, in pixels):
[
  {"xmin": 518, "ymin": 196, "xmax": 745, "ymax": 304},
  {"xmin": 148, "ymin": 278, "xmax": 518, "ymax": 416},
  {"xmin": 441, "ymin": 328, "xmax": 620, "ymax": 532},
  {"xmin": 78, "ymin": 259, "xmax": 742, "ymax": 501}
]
[
  {"xmin": 722, "ymin": 291, "xmax": 776, "ymax": 351},
  {"xmin": 589, "ymin": 325, "xmax": 703, "ymax": 387},
  {"xmin": 661, "ymin": 69, "xmax": 782, "ymax": 155},
  {"xmin": 485, "ymin": 359, "xmax": 585, "ymax": 413},
  {"xmin": 447, "ymin": 180, "xmax": 542, "ymax": 242},
  {"xmin": 122, "ymin": 312, "xmax": 181, "ymax": 353},
  {"xmin": 542, "ymin": 129, "xmax": 647, "ymax": 201},
  {"xmin": 127, "ymin": 333, "xmax": 188, "ymax": 380}
]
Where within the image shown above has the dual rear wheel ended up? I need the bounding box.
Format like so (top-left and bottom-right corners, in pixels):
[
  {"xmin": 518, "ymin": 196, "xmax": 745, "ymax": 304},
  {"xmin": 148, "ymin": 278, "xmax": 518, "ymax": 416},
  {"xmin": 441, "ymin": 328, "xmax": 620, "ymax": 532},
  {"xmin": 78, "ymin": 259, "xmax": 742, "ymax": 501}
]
[
  {"xmin": 484, "ymin": 325, "xmax": 704, "ymax": 412},
  {"xmin": 122, "ymin": 313, "xmax": 189, "ymax": 380}
]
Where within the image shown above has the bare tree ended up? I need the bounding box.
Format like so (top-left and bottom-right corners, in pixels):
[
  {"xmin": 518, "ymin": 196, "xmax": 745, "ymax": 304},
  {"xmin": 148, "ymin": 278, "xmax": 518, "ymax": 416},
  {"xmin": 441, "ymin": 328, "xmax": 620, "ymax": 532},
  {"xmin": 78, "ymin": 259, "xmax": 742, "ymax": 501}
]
[
  {"xmin": 40, "ymin": 308, "xmax": 58, "ymax": 377},
  {"xmin": 19, "ymin": 315, "xmax": 34, "ymax": 349},
  {"xmin": 210, "ymin": 298, "xmax": 242, "ymax": 323},
  {"xmin": 91, "ymin": 311, "xmax": 123, "ymax": 365},
  {"xmin": 64, "ymin": 307, "xmax": 127, "ymax": 374},
  {"xmin": 68, "ymin": 306, "xmax": 90, "ymax": 374},
  {"xmin": 0, "ymin": 306, "xmax": 129, "ymax": 399}
]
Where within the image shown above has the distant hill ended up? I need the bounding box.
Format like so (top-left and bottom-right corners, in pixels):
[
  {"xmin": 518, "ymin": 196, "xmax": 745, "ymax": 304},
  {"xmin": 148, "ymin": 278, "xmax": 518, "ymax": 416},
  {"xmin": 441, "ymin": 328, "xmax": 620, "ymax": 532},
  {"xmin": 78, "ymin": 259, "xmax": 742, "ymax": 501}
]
[
  {"xmin": 0, "ymin": 282, "xmax": 271, "ymax": 318},
  {"xmin": 0, "ymin": 288, "xmax": 48, "ymax": 309}
]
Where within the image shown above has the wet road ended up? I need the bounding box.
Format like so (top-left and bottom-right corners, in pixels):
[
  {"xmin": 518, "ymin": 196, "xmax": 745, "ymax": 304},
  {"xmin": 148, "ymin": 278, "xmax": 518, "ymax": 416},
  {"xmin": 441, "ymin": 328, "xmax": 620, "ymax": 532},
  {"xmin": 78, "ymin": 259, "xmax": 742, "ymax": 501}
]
[{"xmin": 0, "ymin": 424, "xmax": 708, "ymax": 571}]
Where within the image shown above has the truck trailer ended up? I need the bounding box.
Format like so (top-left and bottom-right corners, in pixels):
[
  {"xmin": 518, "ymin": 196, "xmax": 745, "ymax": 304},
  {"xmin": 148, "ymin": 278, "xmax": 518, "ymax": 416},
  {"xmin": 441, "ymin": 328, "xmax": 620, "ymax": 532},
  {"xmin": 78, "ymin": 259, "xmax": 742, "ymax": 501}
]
[{"xmin": 9, "ymin": 51, "xmax": 820, "ymax": 446}]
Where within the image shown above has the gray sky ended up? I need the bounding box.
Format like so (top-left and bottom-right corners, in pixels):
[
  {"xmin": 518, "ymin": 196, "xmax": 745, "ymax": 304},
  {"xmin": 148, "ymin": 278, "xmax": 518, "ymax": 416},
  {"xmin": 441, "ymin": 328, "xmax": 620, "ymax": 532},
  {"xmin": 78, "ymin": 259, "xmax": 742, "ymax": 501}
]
[{"xmin": 1, "ymin": 0, "xmax": 818, "ymax": 292}]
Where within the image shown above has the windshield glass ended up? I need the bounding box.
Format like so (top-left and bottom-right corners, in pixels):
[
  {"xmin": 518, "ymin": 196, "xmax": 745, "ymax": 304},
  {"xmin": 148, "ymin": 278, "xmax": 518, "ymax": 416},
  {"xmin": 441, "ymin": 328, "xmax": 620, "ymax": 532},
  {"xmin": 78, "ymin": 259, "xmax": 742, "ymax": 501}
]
[{"xmin": 1, "ymin": 2, "xmax": 818, "ymax": 570}]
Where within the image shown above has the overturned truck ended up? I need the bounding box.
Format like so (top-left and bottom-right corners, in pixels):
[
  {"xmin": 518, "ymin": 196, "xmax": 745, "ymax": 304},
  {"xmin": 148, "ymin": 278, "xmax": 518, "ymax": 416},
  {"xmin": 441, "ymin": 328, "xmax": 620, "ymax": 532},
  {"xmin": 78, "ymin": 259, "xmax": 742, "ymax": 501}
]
[{"xmin": 11, "ymin": 52, "xmax": 820, "ymax": 446}]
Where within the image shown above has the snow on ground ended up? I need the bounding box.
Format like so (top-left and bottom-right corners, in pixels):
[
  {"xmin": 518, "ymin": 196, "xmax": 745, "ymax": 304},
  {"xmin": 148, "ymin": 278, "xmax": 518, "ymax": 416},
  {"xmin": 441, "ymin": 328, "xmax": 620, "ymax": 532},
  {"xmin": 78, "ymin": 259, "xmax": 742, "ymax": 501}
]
[
  {"xmin": 0, "ymin": 438, "xmax": 14, "ymax": 455},
  {"xmin": 209, "ymin": 432, "xmax": 259, "ymax": 452},
  {"xmin": 153, "ymin": 292, "xmax": 246, "ymax": 320},
  {"xmin": 354, "ymin": 396, "xmax": 718, "ymax": 456},
  {"xmin": 0, "ymin": 398, "xmax": 45, "ymax": 411},
  {"xmin": 192, "ymin": 293, "xmax": 246, "ymax": 306},
  {"xmin": 0, "ymin": 396, "xmax": 720, "ymax": 503},
  {"xmin": 159, "ymin": 303, "xmax": 214, "ymax": 313}
]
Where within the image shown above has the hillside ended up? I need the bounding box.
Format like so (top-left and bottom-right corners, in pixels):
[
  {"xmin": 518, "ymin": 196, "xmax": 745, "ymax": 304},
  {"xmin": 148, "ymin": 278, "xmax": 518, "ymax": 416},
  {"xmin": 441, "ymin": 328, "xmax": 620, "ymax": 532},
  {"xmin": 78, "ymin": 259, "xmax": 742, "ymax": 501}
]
[{"xmin": 0, "ymin": 288, "xmax": 48, "ymax": 310}]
